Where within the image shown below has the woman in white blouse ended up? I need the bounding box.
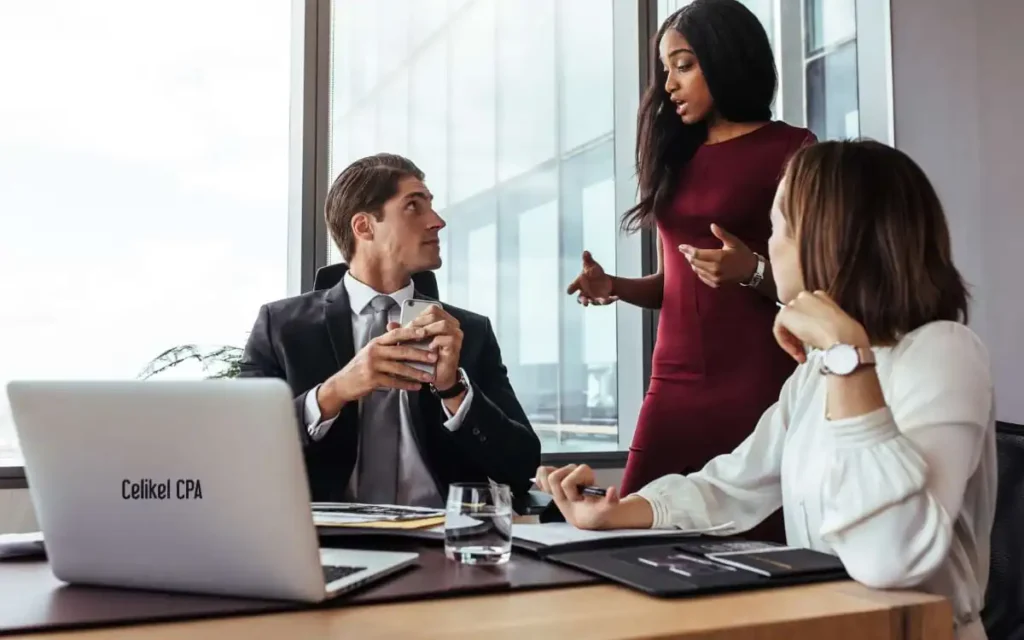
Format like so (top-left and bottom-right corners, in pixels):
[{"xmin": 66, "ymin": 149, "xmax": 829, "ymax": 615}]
[{"xmin": 536, "ymin": 139, "xmax": 997, "ymax": 640}]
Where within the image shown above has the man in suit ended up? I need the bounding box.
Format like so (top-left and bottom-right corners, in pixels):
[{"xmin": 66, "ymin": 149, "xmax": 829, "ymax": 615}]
[{"xmin": 239, "ymin": 153, "xmax": 540, "ymax": 507}]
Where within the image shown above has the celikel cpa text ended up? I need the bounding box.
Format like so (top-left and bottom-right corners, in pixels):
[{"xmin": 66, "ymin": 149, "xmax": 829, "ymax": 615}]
[{"xmin": 122, "ymin": 478, "xmax": 204, "ymax": 500}]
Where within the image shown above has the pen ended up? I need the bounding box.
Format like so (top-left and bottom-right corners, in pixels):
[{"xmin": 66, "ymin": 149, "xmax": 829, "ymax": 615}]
[{"xmin": 530, "ymin": 478, "xmax": 608, "ymax": 498}]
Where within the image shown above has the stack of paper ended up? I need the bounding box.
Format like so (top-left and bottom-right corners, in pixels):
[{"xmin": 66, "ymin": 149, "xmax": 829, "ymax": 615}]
[
  {"xmin": 311, "ymin": 502, "xmax": 446, "ymax": 529},
  {"xmin": 512, "ymin": 521, "xmax": 735, "ymax": 547}
]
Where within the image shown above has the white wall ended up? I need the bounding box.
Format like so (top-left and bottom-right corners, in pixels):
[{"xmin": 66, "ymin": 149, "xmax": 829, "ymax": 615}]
[
  {"xmin": 891, "ymin": 0, "xmax": 1024, "ymax": 424},
  {"xmin": 975, "ymin": 0, "xmax": 1024, "ymax": 425}
]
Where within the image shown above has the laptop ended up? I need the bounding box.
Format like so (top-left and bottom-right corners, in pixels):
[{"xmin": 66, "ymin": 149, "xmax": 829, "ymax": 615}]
[{"xmin": 5, "ymin": 378, "xmax": 418, "ymax": 602}]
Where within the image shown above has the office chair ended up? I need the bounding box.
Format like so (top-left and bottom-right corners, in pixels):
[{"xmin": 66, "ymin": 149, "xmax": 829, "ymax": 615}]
[
  {"xmin": 982, "ymin": 422, "xmax": 1024, "ymax": 640},
  {"xmin": 311, "ymin": 263, "xmax": 553, "ymax": 516},
  {"xmin": 313, "ymin": 263, "xmax": 439, "ymax": 298}
]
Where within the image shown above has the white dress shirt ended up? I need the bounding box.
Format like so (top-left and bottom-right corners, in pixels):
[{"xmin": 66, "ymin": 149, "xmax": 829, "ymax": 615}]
[
  {"xmin": 635, "ymin": 321, "xmax": 996, "ymax": 640},
  {"xmin": 303, "ymin": 272, "xmax": 474, "ymax": 507}
]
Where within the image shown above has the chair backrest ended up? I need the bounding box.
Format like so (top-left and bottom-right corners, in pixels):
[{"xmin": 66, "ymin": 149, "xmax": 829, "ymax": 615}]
[
  {"xmin": 982, "ymin": 422, "xmax": 1024, "ymax": 640},
  {"xmin": 312, "ymin": 264, "xmax": 439, "ymax": 299}
]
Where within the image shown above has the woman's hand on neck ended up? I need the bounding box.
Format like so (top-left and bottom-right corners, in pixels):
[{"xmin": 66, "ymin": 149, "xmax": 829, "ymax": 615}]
[{"xmin": 704, "ymin": 113, "xmax": 771, "ymax": 145}]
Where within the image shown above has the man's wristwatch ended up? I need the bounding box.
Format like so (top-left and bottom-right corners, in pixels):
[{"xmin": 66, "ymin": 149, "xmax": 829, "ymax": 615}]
[
  {"xmin": 431, "ymin": 369, "xmax": 467, "ymax": 399},
  {"xmin": 820, "ymin": 343, "xmax": 876, "ymax": 376},
  {"xmin": 741, "ymin": 252, "xmax": 766, "ymax": 289}
]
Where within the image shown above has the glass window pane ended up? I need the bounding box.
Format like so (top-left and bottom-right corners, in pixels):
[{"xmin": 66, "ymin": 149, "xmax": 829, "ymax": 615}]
[
  {"xmin": 806, "ymin": 41, "xmax": 860, "ymax": 140},
  {"xmin": 560, "ymin": 0, "xmax": 614, "ymax": 151},
  {"xmin": 805, "ymin": 0, "xmax": 857, "ymax": 55},
  {"xmin": 410, "ymin": 42, "xmax": 449, "ymax": 211},
  {"xmin": 517, "ymin": 202, "xmax": 560, "ymax": 365},
  {"xmin": 442, "ymin": 197, "xmax": 497, "ymax": 319},
  {"xmin": 376, "ymin": 0, "xmax": 409, "ymax": 81},
  {"xmin": 328, "ymin": 0, "xmax": 637, "ymax": 454},
  {"xmin": 331, "ymin": 1, "xmax": 355, "ymax": 115},
  {"xmin": 347, "ymin": 1, "xmax": 378, "ymax": 102},
  {"xmin": 416, "ymin": 0, "xmax": 449, "ymax": 47},
  {"xmin": 497, "ymin": 1, "xmax": 556, "ymax": 180},
  {"xmin": 448, "ymin": 0, "xmax": 471, "ymax": 16},
  {"xmin": 0, "ymin": 0, "xmax": 292, "ymax": 464},
  {"xmin": 377, "ymin": 73, "xmax": 409, "ymax": 158},
  {"xmin": 449, "ymin": 0, "xmax": 497, "ymax": 202},
  {"xmin": 581, "ymin": 178, "xmax": 618, "ymax": 439},
  {"xmin": 467, "ymin": 224, "xmax": 498, "ymax": 331},
  {"xmin": 348, "ymin": 104, "xmax": 378, "ymax": 168},
  {"xmin": 582, "ymin": 179, "xmax": 618, "ymax": 368}
]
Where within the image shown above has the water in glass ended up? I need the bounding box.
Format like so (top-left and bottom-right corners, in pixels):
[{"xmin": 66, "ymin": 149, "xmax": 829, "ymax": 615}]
[{"xmin": 444, "ymin": 482, "xmax": 513, "ymax": 565}]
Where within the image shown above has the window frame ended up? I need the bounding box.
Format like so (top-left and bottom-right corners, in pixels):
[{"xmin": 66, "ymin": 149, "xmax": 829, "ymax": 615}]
[{"xmin": 776, "ymin": 0, "xmax": 893, "ymax": 142}]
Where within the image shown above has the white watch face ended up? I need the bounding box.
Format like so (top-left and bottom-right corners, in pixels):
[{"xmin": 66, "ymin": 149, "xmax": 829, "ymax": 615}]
[{"xmin": 824, "ymin": 344, "xmax": 859, "ymax": 375}]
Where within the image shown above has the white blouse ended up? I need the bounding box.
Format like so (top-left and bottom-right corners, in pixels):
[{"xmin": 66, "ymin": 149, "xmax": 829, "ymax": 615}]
[{"xmin": 635, "ymin": 321, "xmax": 997, "ymax": 640}]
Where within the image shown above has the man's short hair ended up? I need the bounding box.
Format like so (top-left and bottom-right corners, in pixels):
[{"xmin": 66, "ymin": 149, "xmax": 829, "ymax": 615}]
[{"xmin": 325, "ymin": 153, "xmax": 425, "ymax": 262}]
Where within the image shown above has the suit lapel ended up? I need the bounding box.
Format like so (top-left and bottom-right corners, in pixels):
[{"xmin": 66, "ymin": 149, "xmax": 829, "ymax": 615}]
[{"xmin": 323, "ymin": 274, "xmax": 355, "ymax": 370}]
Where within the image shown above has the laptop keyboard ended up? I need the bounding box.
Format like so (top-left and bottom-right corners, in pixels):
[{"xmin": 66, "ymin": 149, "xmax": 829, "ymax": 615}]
[{"xmin": 322, "ymin": 564, "xmax": 365, "ymax": 584}]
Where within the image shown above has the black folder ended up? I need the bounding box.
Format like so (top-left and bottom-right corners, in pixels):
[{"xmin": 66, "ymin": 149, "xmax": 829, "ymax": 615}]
[{"xmin": 545, "ymin": 538, "xmax": 848, "ymax": 598}]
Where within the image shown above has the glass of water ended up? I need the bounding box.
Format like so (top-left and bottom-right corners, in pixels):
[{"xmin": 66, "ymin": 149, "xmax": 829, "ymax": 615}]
[{"xmin": 444, "ymin": 482, "xmax": 513, "ymax": 565}]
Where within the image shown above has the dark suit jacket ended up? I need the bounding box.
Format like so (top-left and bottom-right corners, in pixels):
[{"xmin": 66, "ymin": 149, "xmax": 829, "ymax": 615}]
[{"xmin": 238, "ymin": 273, "xmax": 541, "ymax": 502}]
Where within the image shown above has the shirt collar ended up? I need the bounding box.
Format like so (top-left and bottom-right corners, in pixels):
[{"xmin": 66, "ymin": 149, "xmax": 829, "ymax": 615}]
[{"xmin": 343, "ymin": 271, "xmax": 415, "ymax": 315}]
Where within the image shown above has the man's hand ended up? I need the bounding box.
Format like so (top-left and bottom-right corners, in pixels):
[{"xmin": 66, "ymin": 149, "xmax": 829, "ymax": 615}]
[
  {"xmin": 317, "ymin": 325, "xmax": 438, "ymax": 419},
  {"xmin": 407, "ymin": 304, "xmax": 464, "ymax": 392}
]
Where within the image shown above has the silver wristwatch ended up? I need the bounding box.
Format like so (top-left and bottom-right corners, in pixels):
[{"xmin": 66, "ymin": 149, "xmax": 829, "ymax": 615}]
[
  {"xmin": 741, "ymin": 252, "xmax": 766, "ymax": 288},
  {"xmin": 820, "ymin": 343, "xmax": 876, "ymax": 376}
]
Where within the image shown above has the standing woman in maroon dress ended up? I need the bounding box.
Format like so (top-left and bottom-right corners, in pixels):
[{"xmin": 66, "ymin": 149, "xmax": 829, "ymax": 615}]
[{"xmin": 567, "ymin": 0, "xmax": 814, "ymax": 541}]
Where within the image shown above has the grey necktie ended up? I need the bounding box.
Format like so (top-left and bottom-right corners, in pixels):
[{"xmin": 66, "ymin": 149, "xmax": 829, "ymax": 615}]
[{"xmin": 356, "ymin": 295, "xmax": 400, "ymax": 504}]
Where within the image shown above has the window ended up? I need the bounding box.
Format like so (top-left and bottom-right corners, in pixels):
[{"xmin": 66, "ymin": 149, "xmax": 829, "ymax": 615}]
[
  {"xmin": 657, "ymin": 0, "xmax": 891, "ymax": 143},
  {"xmin": 0, "ymin": 1, "xmax": 293, "ymax": 465},
  {"xmin": 803, "ymin": 0, "xmax": 860, "ymax": 139},
  {"xmin": 328, "ymin": 0, "xmax": 643, "ymax": 454}
]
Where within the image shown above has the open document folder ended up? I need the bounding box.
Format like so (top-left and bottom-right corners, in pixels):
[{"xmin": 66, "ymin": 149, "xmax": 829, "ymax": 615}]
[{"xmin": 311, "ymin": 502, "xmax": 446, "ymax": 529}]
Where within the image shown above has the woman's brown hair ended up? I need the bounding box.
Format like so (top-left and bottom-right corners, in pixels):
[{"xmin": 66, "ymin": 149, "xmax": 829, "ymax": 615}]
[{"xmin": 780, "ymin": 139, "xmax": 969, "ymax": 343}]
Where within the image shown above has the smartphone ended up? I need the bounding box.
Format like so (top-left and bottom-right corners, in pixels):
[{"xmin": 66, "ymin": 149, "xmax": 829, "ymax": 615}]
[{"xmin": 398, "ymin": 298, "xmax": 439, "ymax": 376}]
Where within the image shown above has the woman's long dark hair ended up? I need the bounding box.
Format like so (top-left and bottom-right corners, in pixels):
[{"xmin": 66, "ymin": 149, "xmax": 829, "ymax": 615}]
[{"xmin": 622, "ymin": 0, "xmax": 778, "ymax": 232}]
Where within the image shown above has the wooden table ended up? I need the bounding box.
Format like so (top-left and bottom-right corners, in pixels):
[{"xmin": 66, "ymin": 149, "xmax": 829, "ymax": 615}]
[{"xmin": 2, "ymin": 580, "xmax": 952, "ymax": 640}]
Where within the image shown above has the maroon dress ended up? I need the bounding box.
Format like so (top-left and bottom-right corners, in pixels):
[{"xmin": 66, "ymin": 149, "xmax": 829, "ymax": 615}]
[{"xmin": 621, "ymin": 121, "xmax": 815, "ymax": 542}]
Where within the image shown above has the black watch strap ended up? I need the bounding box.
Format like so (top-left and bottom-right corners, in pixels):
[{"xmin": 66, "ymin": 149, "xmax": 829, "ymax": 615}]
[{"xmin": 431, "ymin": 370, "xmax": 467, "ymax": 399}]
